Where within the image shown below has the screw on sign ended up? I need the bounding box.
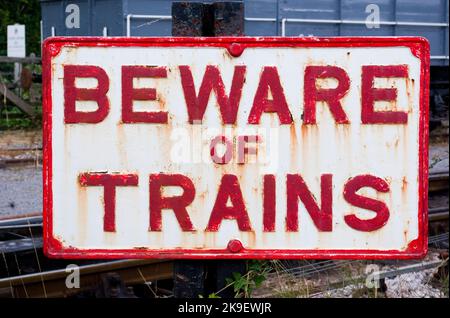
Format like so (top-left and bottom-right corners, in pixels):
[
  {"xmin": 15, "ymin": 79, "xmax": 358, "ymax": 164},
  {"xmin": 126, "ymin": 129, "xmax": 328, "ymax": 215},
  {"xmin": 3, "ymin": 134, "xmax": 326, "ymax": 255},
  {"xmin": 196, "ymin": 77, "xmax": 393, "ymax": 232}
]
[{"xmin": 42, "ymin": 37, "xmax": 429, "ymax": 259}]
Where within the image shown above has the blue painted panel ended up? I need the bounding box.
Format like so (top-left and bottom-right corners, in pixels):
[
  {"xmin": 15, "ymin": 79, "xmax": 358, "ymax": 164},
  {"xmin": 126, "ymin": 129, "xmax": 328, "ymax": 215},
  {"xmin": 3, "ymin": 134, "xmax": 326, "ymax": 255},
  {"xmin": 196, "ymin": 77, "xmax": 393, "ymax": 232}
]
[
  {"xmin": 340, "ymin": 24, "xmax": 395, "ymax": 36},
  {"xmin": 341, "ymin": 0, "xmax": 395, "ymax": 21},
  {"xmin": 41, "ymin": 0, "xmax": 122, "ymax": 37},
  {"xmin": 123, "ymin": 0, "xmax": 171, "ymax": 36},
  {"xmin": 281, "ymin": 0, "xmax": 340, "ymax": 19},
  {"xmin": 396, "ymin": 0, "xmax": 447, "ymax": 23},
  {"xmin": 41, "ymin": 0, "xmax": 64, "ymax": 38},
  {"xmin": 122, "ymin": 0, "xmax": 218, "ymax": 36},
  {"xmin": 278, "ymin": 0, "xmax": 448, "ymax": 65},
  {"xmin": 92, "ymin": 0, "xmax": 123, "ymax": 36},
  {"xmin": 245, "ymin": 0, "xmax": 278, "ymax": 36},
  {"xmin": 63, "ymin": 0, "xmax": 91, "ymax": 36},
  {"xmin": 280, "ymin": 0, "xmax": 339, "ymax": 36},
  {"xmin": 340, "ymin": 0, "xmax": 395, "ymax": 37},
  {"xmin": 40, "ymin": 0, "xmax": 448, "ymax": 65}
]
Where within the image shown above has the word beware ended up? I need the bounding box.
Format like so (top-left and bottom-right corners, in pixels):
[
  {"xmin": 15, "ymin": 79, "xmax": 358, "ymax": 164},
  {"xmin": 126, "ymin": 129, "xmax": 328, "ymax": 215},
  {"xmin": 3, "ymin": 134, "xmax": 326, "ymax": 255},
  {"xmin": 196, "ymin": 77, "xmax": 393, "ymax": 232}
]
[{"xmin": 64, "ymin": 64, "xmax": 409, "ymax": 125}]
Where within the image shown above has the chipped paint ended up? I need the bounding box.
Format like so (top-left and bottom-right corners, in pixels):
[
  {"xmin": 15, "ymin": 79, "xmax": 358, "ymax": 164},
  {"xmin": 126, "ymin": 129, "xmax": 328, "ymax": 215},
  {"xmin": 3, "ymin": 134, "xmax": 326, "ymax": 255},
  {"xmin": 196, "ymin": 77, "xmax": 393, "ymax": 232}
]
[{"xmin": 42, "ymin": 37, "xmax": 429, "ymax": 259}]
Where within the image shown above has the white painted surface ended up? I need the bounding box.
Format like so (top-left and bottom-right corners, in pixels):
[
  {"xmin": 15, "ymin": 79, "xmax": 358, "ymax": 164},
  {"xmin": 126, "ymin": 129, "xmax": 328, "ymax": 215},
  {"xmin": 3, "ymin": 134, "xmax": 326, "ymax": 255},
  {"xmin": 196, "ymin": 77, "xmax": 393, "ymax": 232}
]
[
  {"xmin": 50, "ymin": 45, "xmax": 422, "ymax": 251},
  {"xmin": 7, "ymin": 24, "xmax": 25, "ymax": 58}
]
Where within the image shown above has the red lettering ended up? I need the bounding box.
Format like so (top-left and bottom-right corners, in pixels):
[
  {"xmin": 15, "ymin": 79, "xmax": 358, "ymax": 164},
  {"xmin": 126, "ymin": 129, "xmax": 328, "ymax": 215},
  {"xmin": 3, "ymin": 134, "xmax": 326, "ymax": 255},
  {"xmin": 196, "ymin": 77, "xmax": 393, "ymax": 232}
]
[
  {"xmin": 286, "ymin": 174, "xmax": 333, "ymax": 231},
  {"xmin": 263, "ymin": 174, "xmax": 276, "ymax": 232},
  {"xmin": 149, "ymin": 174, "xmax": 196, "ymax": 231},
  {"xmin": 122, "ymin": 66, "xmax": 168, "ymax": 123},
  {"xmin": 303, "ymin": 66, "xmax": 350, "ymax": 124},
  {"xmin": 179, "ymin": 65, "xmax": 246, "ymax": 124},
  {"xmin": 237, "ymin": 135, "xmax": 260, "ymax": 164},
  {"xmin": 361, "ymin": 65, "xmax": 408, "ymax": 124},
  {"xmin": 206, "ymin": 174, "xmax": 252, "ymax": 231},
  {"xmin": 79, "ymin": 173, "xmax": 138, "ymax": 232},
  {"xmin": 64, "ymin": 65, "xmax": 110, "ymax": 123},
  {"xmin": 343, "ymin": 174, "xmax": 390, "ymax": 231},
  {"xmin": 210, "ymin": 135, "xmax": 233, "ymax": 164},
  {"xmin": 248, "ymin": 66, "xmax": 293, "ymax": 124}
]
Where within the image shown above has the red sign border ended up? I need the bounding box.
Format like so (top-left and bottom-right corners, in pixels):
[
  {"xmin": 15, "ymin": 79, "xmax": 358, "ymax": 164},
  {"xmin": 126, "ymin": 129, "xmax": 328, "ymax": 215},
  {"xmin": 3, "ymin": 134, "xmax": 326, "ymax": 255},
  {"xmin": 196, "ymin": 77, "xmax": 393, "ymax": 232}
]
[{"xmin": 42, "ymin": 36, "xmax": 429, "ymax": 259}]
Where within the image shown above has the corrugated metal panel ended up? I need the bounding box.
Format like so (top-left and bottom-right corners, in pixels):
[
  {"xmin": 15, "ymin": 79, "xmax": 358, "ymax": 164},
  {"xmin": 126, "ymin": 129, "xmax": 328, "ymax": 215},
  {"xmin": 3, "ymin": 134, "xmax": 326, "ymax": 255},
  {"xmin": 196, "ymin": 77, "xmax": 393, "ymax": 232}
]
[
  {"xmin": 123, "ymin": 0, "xmax": 173, "ymax": 36},
  {"xmin": 92, "ymin": 0, "xmax": 123, "ymax": 36},
  {"xmin": 395, "ymin": 0, "xmax": 449, "ymax": 64},
  {"xmin": 40, "ymin": 0, "xmax": 123, "ymax": 37},
  {"xmin": 41, "ymin": 0, "xmax": 65, "ymax": 37},
  {"xmin": 279, "ymin": 0, "xmax": 449, "ymax": 65},
  {"xmin": 244, "ymin": 0, "xmax": 278, "ymax": 36},
  {"xmin": 40, "ymin": 0, "xmax": 448, "ymax": 65}
]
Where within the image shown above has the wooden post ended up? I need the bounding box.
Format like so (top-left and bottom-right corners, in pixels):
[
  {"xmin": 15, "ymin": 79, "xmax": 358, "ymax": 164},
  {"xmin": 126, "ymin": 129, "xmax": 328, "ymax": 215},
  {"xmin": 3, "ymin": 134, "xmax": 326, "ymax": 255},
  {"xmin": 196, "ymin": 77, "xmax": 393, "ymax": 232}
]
[
  {"xmin": 0, "ymin": 82, "xmax": 36, "ymax": 117},
  {"xmin": 0, "ymin": 56, "xmax": 41, "ymax": 117}
]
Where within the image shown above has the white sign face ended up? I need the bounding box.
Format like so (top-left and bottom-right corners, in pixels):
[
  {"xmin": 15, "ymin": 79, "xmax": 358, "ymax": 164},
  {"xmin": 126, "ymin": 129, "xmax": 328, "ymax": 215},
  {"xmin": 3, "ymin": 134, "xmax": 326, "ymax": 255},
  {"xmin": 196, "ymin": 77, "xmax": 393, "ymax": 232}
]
[
  {"xmin": 7, "ymin": 24, "xmax": 25, "ymax": 58},
  {"xmin": 43, "ymin": 37, "xmax": 429, "ymax": 259}
]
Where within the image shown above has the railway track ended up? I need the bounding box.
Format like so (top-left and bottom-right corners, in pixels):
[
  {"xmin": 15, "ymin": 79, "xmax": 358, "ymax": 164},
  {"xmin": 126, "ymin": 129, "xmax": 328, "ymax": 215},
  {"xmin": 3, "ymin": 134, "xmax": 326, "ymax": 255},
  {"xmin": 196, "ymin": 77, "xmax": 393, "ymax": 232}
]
[
  {"xmin": 0, "ymin": 215, "xmax": 173, "ymax": 298},
  {"xmin": 1, "ymin": 232, "xmax": 448, "ymax": 298},
  {"xmin": 429, "ymin": 169, "xmax": 450, "ymax": 193},
  {"xmin": 0, "ymin": 259, "xmax": 173, "ymax": 298},
  {"xmin": 1, "ymin": 210, "xmax": 448, "ymax": 297},
  {"xmin": 0, "ymin": 170, "xmax": 447, "ymax": 298}
]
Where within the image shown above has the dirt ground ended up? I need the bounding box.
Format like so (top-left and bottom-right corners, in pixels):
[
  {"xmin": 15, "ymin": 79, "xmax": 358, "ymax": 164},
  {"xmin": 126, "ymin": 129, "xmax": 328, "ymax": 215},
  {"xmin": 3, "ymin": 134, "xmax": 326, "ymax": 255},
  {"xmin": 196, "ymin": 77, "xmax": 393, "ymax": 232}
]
[{"xmin": 0, "ymin": 130, "xmax": 42, "ymax": 219}]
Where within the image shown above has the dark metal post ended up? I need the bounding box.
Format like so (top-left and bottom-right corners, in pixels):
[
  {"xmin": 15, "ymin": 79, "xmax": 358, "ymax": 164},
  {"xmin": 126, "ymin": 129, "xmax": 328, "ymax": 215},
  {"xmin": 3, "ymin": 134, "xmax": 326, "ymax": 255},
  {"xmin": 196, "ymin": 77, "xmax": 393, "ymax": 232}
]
[
  {"xmin": 172, "ymin": 1, "xmax": 244, "ymax": 37},
  {"xmin": 212, "ymin": 2, "xmax": 244, "ymax": 36},
  {"xmin": 173, "ymin": 261, "xmax": 206, "ymax": 298},
  {"xmin": 171, "ymin": 1, "xmax": 246, "ymax": 299}
]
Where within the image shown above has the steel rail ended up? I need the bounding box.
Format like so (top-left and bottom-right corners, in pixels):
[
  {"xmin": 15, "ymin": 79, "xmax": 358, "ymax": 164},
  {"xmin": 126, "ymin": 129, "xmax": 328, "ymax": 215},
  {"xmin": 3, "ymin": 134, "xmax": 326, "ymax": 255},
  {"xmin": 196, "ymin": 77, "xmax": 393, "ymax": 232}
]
[
  {"xmin": 0, "ymin": 259, "xmax": 173, "ymax": 298},
  {"xmin": 429, "ymin": 207, "xmax": 450, "ymax": 223},
  {"xmin": 0, "ymin": 215, "xmax": 42, "ymax": 226}
]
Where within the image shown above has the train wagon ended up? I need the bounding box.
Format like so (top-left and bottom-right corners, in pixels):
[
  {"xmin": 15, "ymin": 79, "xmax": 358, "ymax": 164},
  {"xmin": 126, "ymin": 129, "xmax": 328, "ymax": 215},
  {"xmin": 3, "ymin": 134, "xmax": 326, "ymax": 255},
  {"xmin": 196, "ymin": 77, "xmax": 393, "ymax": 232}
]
[
  {"xmin": 40, "ymin": 0, "xmax": 449, "ymax": 123},
  {"xmin": 40, "ymin": 0, "xmax": 448, "ymax": 64}
]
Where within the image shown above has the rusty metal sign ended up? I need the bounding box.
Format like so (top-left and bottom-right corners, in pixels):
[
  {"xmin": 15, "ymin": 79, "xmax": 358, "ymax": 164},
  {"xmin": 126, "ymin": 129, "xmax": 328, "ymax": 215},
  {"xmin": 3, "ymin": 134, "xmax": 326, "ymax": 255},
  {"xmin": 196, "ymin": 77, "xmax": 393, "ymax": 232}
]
[{"xmin": 43, "ymin": 37, "xmax": 429, "ymax": 259}]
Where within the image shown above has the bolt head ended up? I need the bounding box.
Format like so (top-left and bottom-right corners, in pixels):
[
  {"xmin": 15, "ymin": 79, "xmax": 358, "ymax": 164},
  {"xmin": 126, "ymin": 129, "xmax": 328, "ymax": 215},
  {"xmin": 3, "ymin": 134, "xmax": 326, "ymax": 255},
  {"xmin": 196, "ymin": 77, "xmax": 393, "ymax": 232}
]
[
  {"xmin": 227, "ymin": 239, "xmax": 243, "ymax": 253},
  {"xmin": 228, "ymin": 43, "xmax": 244, "ymax": 57}
]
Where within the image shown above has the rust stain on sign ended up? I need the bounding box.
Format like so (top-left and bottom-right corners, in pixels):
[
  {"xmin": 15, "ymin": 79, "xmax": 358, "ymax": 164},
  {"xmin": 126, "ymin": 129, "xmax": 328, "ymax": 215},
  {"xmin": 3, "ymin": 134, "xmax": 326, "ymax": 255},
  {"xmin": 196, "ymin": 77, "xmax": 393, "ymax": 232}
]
[{"xmin": 42, "ymin": 37, "xmax": 429, "ymax": 259}]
